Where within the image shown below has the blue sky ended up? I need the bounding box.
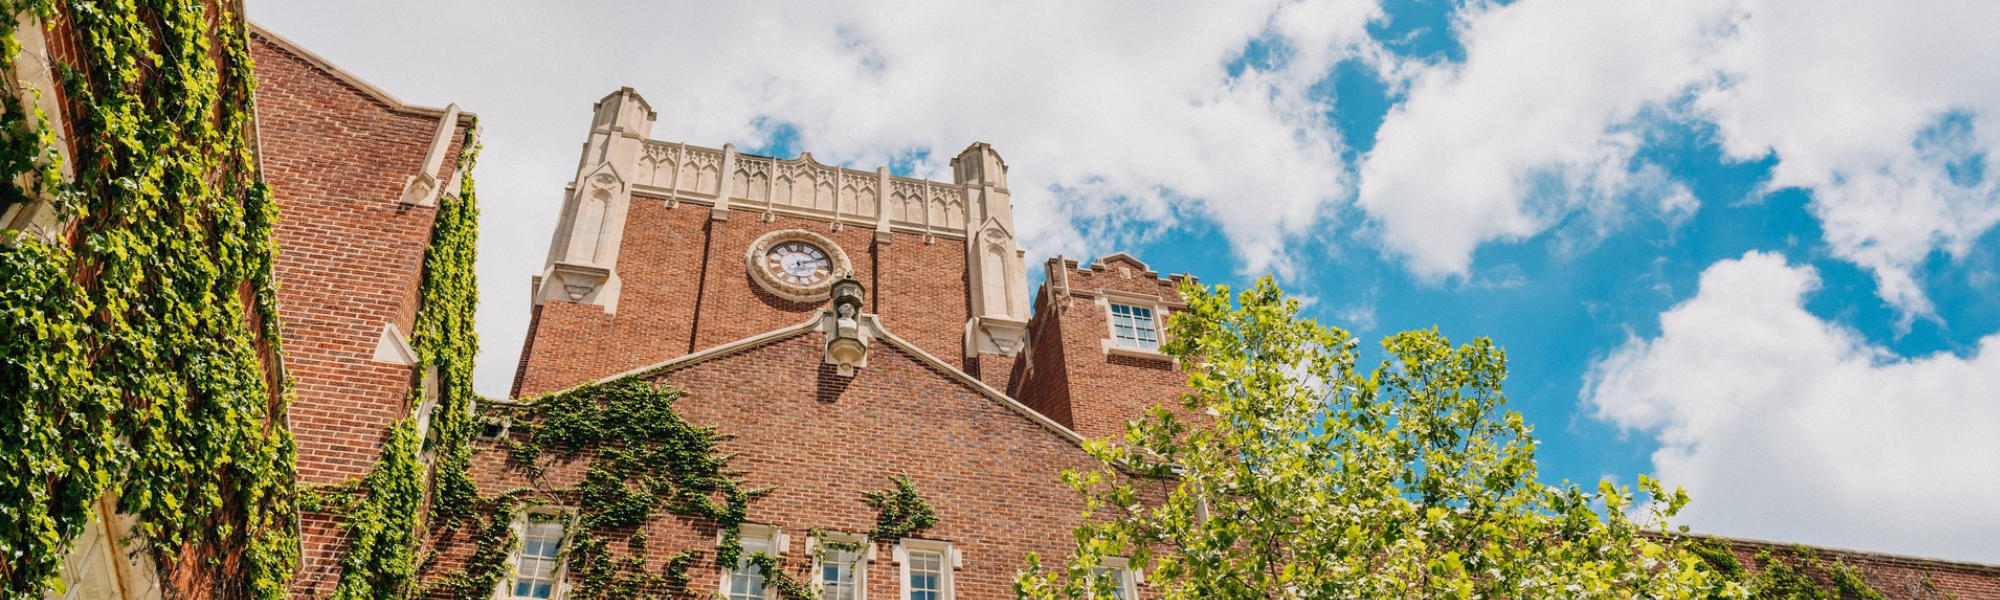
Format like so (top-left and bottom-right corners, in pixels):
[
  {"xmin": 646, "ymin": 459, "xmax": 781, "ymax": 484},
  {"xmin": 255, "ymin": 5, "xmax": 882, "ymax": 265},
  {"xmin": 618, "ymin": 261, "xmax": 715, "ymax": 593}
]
[{"xmin": 258, "ymin": 0, "xmax": 2000, "ymax": 563}]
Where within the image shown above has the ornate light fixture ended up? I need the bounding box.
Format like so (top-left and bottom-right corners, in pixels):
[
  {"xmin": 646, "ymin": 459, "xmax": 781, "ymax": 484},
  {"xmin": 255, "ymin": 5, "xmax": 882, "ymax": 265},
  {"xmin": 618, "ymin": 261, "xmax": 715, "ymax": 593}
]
[{"xmin": 824, "ymin": 278, "xmax": 870, "ymax": 376}]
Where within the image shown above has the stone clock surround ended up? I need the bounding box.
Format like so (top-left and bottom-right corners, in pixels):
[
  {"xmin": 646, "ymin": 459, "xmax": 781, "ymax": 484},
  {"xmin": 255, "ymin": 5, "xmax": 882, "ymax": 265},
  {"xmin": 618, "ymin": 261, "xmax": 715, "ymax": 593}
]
[{"xmin": 744, "ymin": 228, "xmax": 852, "ymax": 302}]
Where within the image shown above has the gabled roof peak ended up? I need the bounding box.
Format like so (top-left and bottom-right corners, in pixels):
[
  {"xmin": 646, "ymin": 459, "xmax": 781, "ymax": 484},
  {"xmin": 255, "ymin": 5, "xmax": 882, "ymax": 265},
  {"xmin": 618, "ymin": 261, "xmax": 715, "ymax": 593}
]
[
  {"xmin": 248, "ymin": 21, "xmax": 470, "ymax": 120},
  {"xmin": 508, "ymin": 311, "xmax": 1087, "ymax": 447}
]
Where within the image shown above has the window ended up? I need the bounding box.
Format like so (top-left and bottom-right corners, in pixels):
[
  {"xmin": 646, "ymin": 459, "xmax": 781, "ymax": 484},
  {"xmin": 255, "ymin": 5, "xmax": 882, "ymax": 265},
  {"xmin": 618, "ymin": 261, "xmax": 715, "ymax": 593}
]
[
  {"xmin": 723, "ymin": 525, "xmax": 786, "ymax": 600},
  {"xmin": 1089, "ymin": 557, "xmax": 1137, "ymax": 600},
  {"xmin": 817, "ymin": 544, "xmax": 861, "ymax": 600},
  {"xmin": 57, "ymin": 513, "xmax": 123, "ymax": 600},
  {"xmin": 895, "ymin": 539, "xmax": 955, "ymax": 600},
  {"xmin": 479, "ymin": 417, "xmax": 510, "ymax": 439},
  {"xmin": 811, "ymin": 532, "xmax": 870, "ymax": 600},
  {"xmin": 511, "ymin": 519, "xmax": 564, "ymax": 599},
  {"xmin": 1108, "ymin": 303, "xmax": 1159, "ymax": 351},
  {"xmin": 906, "ymin": 550, "xmax": 943, "ymax": 600}
]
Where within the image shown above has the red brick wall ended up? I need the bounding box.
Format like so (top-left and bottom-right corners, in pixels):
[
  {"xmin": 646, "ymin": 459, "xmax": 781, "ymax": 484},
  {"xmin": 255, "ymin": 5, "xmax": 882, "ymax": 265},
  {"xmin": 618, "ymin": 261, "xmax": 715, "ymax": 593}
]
[
  {"xmin": 1010, "ymin": 283, "xmax": 1076, "ymax": 429},
  {"xmin": 512, "ymin": 200, "xmax": 974, "ymax": 398},
  {"xmin": 251, "ymin": 32, "xmax": 470, "ymax": 597},
  {"xmin": 1012, "ymin": 256, "xmax": 1189, "ymax": 441},
  {"xmin": 437, "ymin": 332, "xmax": 1160, "ymax": 600},
  {"xmin": 970, "ymin": 352, "xmax": 1013, "ymax": 393},
  {"xmin": 1692, "ymin": 536, "xmax": 2000, "ymax": 599}
]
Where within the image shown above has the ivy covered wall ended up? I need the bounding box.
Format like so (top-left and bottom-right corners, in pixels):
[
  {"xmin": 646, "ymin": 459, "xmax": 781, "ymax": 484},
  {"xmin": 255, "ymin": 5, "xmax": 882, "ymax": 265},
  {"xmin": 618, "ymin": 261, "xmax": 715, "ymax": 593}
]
[
  {"xmin": 319, "ymin": 123, "xmax": 486, "ymax": 600},
  {"xmin": 0, "ymin": 0, "xmax": 297, "ymax": 597}
]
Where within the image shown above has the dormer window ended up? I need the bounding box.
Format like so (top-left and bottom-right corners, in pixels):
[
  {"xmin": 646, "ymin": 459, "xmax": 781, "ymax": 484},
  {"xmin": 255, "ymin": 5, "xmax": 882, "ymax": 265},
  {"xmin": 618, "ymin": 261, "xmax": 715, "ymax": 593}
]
[{"xmin": 1108, "ymin": 304, "xmax": 1159, "ymax": 351}]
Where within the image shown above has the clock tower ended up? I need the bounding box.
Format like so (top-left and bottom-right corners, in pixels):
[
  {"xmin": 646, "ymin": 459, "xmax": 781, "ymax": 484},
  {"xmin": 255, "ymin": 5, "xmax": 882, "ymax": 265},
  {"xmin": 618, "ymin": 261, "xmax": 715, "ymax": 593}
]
[{"xmin": 513, "ymin": 88, "xmax": 1032, "ymax": 397}]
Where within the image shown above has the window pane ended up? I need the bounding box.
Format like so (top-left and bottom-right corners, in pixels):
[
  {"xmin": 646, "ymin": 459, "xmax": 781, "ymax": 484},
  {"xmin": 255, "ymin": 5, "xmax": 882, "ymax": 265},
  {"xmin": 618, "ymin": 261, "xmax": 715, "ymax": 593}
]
[
  {"xmin": 728, "ymin": 532, "xmax": 778, "ymax": 600},
  {"xmin": 513, "ymin": 519, "xmax": 566, "ymax": 599},
  {"xmin": 1111, "ymin": 304, "xmax": 1160, "ymax": 349}
]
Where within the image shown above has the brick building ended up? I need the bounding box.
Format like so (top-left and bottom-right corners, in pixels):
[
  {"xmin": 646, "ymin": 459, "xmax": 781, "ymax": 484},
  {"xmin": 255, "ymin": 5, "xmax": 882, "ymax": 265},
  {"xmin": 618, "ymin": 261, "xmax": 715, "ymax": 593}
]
[
  {"xmin": 472, "ymin": 88, "xmax": 2000, "ymax": 600},
  {"xmin": 486, "ymin": 88, "xmax": 1191, "ymax": 600},
  {"xmin": 245, "ymin": 25, "xmax": 478, "ymax": 597},
  {"xmin": 10, "ymin": 16, "xmax": 1999, "ymax": 599}
]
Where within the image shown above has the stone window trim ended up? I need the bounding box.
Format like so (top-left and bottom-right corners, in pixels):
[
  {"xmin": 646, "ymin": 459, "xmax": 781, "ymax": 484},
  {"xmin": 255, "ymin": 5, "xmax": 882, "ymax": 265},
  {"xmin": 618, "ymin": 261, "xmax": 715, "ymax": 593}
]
[
  {"xmin": 806, "ymin": 531, "xmax": 875, "ymax": 600},
  {"xmin": 497, "ymin": 506, "xmax": 575, "ymax": 600},
  {"xmin": 56, "ymin": 494, "xmax": 163, "ymax": 600},
  {"xmin": 1, "ymin": 11, "xmax": 76, "ymax": 243},
  {"xmin": 718, "ymin": 523, "xmax": 790, "ymax": 600},
  {"xmin": 1089, "ymin": 556, "xmax": 1142, "ymax": 599},
  {"xmin": 477, "ymin": 416, "xmax": 512, "ymax": 440},
  {"xmin": 890, "ymin": 538, "xmax": 961, "ymax": 600},
  {"xmin": 1092, "ymin": 290, "xmax": 1177, "ymax": 363},
  {"xmin": 413, "ymin": 363, "xmax": 442, "ymax": 464}
]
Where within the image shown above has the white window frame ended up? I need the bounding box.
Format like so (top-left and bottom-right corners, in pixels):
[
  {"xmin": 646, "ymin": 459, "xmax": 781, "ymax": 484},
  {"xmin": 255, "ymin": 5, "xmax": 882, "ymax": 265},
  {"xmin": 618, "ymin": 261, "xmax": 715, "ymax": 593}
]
[
  {"xmin": 56, "ymin": 494, "xmax": 164, "ymax": 600},
  {"xmin": 1095, "ymin": 291, "xmax": 1176, "ymax": 361},
  {"xmin": 1106, "ymin": 303, "xmax": 1160, "ymax": 351},
  {"xmin": 0, "ymin": 11, "xmax": 75, "ymax": 242},
  {"xmin": 719, "ymin": 524, "xmax": 789, "ymax": 600},
  {"xmin": 478, "ymin": 416, "xmax": 513, "ymax": 440},
  {"xmin": 414, "ymin": 364, "xmax": 442, "ymax": 464},
  {"xmin": 497, "ymin": 507, "xmax": 573, "ymax": 600},
  {"xmin": 1088, "ymin": 556, "xmax": 1140, "ymax": 600},
  {"xmin": 892, "ymin": 538, "xmax": 959, "ymax": 600},
  {"xmin": 807, "ymin": 531, "xmax": 874, "ymax": 600}
]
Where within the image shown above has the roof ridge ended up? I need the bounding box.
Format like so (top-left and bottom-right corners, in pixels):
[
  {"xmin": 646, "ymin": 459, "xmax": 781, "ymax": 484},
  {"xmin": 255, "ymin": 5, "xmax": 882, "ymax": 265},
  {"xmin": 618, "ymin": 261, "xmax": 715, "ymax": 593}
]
[{"xmin": 247, "ymin": 21, "xmax": 472, "ymax": 120}]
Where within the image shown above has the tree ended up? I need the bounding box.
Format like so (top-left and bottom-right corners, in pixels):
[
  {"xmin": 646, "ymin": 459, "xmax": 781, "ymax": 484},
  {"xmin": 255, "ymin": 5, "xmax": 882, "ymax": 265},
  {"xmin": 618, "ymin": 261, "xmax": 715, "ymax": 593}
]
[{"xmin": 1014, "ymin": 277, "xmax": 1743, "ymax": 599}]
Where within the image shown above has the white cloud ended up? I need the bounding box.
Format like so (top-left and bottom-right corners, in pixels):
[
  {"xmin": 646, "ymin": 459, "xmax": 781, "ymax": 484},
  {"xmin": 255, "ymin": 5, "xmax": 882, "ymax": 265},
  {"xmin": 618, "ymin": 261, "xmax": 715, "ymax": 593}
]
[
  {"xmin": 1359, "ymin": 0, "xmax": 2000, "ymax": 319},
  {"xmin": 1584, "ymin": 251, "xmax": 2000, "ymax": 563},
  {"xmin": 251, "ymin": 0, "xmax": 1381, "ymax": 396},
  {"xmin": 1693, "ymin": 0, "xmax": 2000, "ymax": 323},
  {"xmin": 1358, "ymin": 0, "xmax": 1721, "ymax": 278}
]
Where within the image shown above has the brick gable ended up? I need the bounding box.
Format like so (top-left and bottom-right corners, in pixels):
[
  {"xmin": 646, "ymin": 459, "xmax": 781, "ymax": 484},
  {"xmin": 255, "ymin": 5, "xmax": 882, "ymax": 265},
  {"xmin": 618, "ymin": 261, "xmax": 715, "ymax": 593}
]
[
  {"xmin": 1012, "ymin": 257, "xmax": 1192, "ymax": 440},
  {"xmin": 512, "ymin": 201, "xmax": 973, "ymax": 398},
  {"xmin": 445, "ymin": 319, "xmax": 1150, "ymax": 600},
  {"xmin": 250, "ymin": 28, "xmax": 474, "ymax": 597}
]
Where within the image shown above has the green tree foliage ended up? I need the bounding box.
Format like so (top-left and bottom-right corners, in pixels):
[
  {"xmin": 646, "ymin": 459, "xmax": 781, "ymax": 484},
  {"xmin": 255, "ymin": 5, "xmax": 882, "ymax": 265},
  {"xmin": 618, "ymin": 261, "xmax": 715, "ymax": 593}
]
[{"xmin": 1015, "ymin": 277, "xmax": 1739, "ymax": 599}]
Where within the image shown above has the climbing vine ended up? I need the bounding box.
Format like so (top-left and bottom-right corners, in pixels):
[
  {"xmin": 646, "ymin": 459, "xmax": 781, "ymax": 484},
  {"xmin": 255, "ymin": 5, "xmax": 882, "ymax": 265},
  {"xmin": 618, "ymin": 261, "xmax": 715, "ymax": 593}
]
[
  {"xmin": 422, "ymin": 382, "xmax": 945, "ymax": 600},
  {"xmin": 421, "ymin": 495, "xmax": 522, "ymax": 600},
  {"xmin": 1689, "ymin": 538, "xmax": 1887, "ymax": 599},
  {"xmin": 862, "ymin": 475, "xmax": 940, "ymax": 541},
  {"xmin": 327, "ymin": 419, "xmax": 427, "ymax": 600},
  {"xmin": 325, "ymin": 121, "xmax": 483, "ymax": 597},
  {"xmin": 494, "ymin": 378, "xmax": 765, "ymax": 599},
  {"xmin": 414, "ymin": 123, "xmax": 484, "ymax": 522},
  {"xmin": 0, "ymin": 1, "xmax": 297, "ymax": 598}
]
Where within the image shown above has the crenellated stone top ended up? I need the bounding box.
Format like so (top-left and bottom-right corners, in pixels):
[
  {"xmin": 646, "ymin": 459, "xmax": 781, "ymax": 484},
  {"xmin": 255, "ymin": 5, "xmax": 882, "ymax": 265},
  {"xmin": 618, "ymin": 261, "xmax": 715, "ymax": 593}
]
[
  {"xmin": 539, "ymin": 88, "xmax": 1028, "ymax": 350},
  {"xmin": 630, "ymin": 140, "xmax": 975, "ymax": 237}
]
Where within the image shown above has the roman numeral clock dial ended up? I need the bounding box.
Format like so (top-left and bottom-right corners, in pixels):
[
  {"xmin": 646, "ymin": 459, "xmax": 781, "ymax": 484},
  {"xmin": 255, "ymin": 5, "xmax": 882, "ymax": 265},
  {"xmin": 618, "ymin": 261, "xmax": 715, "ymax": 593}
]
[
  {"xmin": 766, "ymin": 243, "xmax": 830, "ymax": 285},
  {"xmin": 744, "ymin": 230, "xmax": 851, "ymax": 302}
]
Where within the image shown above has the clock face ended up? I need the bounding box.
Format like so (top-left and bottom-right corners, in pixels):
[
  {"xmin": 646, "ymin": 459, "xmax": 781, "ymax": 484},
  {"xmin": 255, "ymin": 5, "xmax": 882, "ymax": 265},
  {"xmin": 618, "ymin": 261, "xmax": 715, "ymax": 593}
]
[{"xmin": 763, "ymin": 242, "xmax": 832, "ymax": 286}]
